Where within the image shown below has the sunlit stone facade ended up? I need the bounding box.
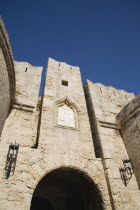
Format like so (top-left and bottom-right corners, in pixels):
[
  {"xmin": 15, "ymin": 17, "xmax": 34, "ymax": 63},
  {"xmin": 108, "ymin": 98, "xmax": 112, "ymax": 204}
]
[{"xmin": 0, "ymin": 17, "xmax": 140, "ymax": 210}]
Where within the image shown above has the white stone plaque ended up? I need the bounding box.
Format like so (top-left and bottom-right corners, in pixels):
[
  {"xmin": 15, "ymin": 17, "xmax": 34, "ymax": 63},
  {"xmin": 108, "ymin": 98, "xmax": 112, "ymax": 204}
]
[{"xmin": 58, "ymin": 104, "xmax": 75, "ymax": 127}]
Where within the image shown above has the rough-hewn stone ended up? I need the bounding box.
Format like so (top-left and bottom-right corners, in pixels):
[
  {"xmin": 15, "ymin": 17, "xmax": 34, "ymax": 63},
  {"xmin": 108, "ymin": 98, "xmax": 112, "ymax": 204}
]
[
  {"xmin": 1, "ymin": 61, "xmax": 43, "ymax": 147},
  {"xmin": 84, "ymin": 80, "xmax": 140, "ymax": 209},
  {"xmin": 0, "ymin": 17, "xmax": 15, "ymax": 137},
  {"xmin": 14, "ymin": 61, "xmax": 42, "ymax": 107},
  {"xmin": 117, "ymin": 94, "xmax": 140, "ymax": 189},
  {"xmin": 0, "ymin": 58, "xmax": 111, "ymax": 210},
  {"xmin": 0, "ymin": 16, "xmax": 140, "ymax": 209}
]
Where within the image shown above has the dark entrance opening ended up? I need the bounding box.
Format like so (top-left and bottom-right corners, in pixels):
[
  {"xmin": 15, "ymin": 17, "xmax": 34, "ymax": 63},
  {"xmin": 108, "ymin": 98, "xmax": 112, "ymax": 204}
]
[
  {"xmin": 31, "ymin": 197, "xmax": 54, "ymax": 210},
  {"xmin": 30, "ymin": 167, "xmax": 103, "ymax": 210}
]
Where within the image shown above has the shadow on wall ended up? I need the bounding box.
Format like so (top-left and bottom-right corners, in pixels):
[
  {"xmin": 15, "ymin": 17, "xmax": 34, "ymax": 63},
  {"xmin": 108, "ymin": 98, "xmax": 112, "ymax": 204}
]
[{"xmin": 0, "ymin": 17, "xmax": 15, "ymax": 136}]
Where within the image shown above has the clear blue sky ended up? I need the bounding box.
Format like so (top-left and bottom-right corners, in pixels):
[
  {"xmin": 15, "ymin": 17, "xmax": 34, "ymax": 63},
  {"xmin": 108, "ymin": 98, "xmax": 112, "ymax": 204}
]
[{"xmin": 1, "ymin": 0, "xmax": 140, "ymax": 95}]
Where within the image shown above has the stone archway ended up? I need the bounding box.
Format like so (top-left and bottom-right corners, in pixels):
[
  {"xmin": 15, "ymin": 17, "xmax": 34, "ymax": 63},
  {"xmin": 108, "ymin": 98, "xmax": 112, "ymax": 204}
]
[
  {"xmin": 30, "ymin": 167, "xmax": 103, "ymax": 210},
  {"xmin": 0, "ymin": 18, "xmax": 15, "ymax": 136}
]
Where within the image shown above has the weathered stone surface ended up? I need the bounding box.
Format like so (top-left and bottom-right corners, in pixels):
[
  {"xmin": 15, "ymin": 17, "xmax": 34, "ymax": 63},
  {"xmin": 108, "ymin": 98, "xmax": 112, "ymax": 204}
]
[
  {"xmin": 120, "ymin": 191, "xmax": 131, "ymax": 203},
  {"xmin": 0, "ymin": 48, "xmax": 10, "ymax": 136},
  {"xmin": 1, "ymin": 15, "xmax": 140, "ymax": 209},
  {"xmin": 117, "ymin": 94, "xmax": 140, "ymax": 189},
  {"xmin": 85, "ymin": 80, "xmax": 134, "ymax": 124},
  {"xmin": 14, "ymin": 61, "xmax": 42, "ymax": 107},
  {"xmin": 84, "ymin": 80, "xmax": 140, "ymax": 209},
  {"xmin": 0, "ymin": 21, "xmax": 140, "ymax": 208},
  {"xmin": 0, "ymin": 17, "xmax": 15, "ymax": 137},
  {"xmin": 1, "ymin": 61, "xmax": 42, "ymax": 147},
  {"xmin": 0, "ymin": 58, "xmax": 111, "ymax": 209}
]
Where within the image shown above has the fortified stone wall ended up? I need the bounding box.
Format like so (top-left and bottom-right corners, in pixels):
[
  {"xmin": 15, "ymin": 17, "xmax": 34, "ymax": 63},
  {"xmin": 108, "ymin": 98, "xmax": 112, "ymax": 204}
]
[
  {"xmin": 117, "ymin": 94, "xmax": 140, "ymax": 189},
  {"xmin": 14, "ymin": 61, "xmax": 42, "ymax": 107},
  {"xmin": 0, "ymin": 61, "xmax": 42, "ymax": 209},
  {"xmin": 0, "ymin": 18, "xmax": 15, "ymax": 136},
  {"xmin": 36, "ymin": 58, "xmax": 111, "ymax": 209},
  {"xmin": 0, "ymin": 48, "xmax": 10, "ymax": 136},
  {"xmin": 0, "ymin": 16, "xmax": 140, "ymax": 210},
  {"xmin": 84, "ymin": 80, "xmax": 140, "ymax": 209},
  {"xmin": 0, "ymin": 59, "xmax": 111, "ymax": 210},
  {"xmin": 1, "ymin": 61, "xmax": 42, "ymax": 147}
]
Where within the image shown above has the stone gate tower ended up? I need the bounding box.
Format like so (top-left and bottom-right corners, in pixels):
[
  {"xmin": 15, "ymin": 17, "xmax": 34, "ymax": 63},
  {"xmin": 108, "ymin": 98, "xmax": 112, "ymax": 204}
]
[{"xmin": 0, "ymin": 18, "xmax": 140, "ymax": 210}]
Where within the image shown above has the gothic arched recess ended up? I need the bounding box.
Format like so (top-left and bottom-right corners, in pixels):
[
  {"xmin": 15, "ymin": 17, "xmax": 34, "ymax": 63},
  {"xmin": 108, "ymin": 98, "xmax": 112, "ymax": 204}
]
[
  {"xmin": 55, "ymin": 97, "xmax": 80, "ymax": 129},
  {"xmin": 30, "ymin": 167, "xmax": 104, "ymax": 210}
]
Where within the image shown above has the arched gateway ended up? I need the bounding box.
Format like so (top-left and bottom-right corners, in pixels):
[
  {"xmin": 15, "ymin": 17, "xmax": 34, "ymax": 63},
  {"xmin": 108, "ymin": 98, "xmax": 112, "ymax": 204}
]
[{"xmin": 30, "ymin": 167, "xmax": 103, "ymax": 210}]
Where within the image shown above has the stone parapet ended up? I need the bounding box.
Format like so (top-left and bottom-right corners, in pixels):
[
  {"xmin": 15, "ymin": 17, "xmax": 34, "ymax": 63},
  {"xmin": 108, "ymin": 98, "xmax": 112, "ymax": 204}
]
[
  {"xmin": 1, "ymin": 61, "xmax": 43, "ymax": 147},
  {"xmin": 14, "ymin": 61, "xmax": 42, "ymax": 107}
]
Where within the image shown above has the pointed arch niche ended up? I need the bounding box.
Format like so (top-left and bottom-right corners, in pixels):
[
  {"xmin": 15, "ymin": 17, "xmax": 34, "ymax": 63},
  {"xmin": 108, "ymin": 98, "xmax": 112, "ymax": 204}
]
[{"xmin": 55, "ymin": 97, "xmax": 79, "ymax": 130}]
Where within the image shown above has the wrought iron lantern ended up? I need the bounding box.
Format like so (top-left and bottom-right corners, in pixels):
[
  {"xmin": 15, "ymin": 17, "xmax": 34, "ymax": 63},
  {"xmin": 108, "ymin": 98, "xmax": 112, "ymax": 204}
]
[
  {"xmin": 5, "ymin": 143, "xmax": 19, "ymax": 179},
  {"xmin": 119, "ymin": 159, "xmax": 133, "ymax": 186}
]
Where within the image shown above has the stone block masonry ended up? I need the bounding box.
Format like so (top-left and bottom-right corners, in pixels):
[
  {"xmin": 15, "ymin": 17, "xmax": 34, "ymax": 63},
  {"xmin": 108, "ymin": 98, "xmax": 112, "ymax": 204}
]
[
  {"xmin": 84, "ymin": 80, "xmax": 140, "ymax": 209},
  {"xmin": 0, "ymin": 58, "xmax": 111, "ymax": 209},
  {"xmin": 1, "ymin": 16, "xmax": 140, "ymax": 209},
  {"xmin": 117, "ymin": 94, "xmax": 140, "ymax": 189},
  {"xmin": 1, "ymin": 61, "xmax": 43, "ymax": 147},
  {"xmin": 0, "ymin": 48, "xmax": 10, "ymax": 137},
  {"xmin": 0, "ymin": 18, "xmax": 15, "ymax": 137},
  {"xmin": 14, "ymin": 61, "xmax": 42, "ymax": 107},
  {"xmin": 0, "ymin": 56, "xmax": 140, "ymax": 209}
]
